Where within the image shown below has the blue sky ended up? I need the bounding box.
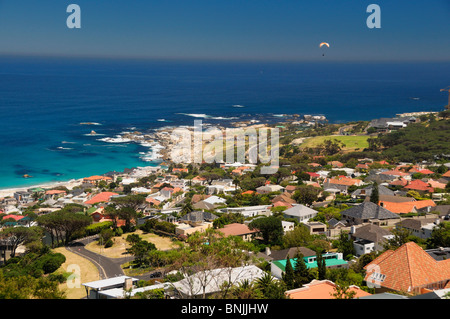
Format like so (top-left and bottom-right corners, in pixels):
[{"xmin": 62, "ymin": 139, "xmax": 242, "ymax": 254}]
[{"xmin": 0, "ymin": 0, "xmax": 448, "ymax": 61}]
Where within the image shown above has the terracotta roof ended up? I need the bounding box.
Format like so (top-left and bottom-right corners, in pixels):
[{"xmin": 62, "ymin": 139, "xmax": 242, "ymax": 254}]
[
  {"xmin": 364, "ymin": 242, "xmax": 450, "ymax": 294},
  {"xmin": 217, "ymin": 223, "xmax": 259, "ymax": 237},
  {"xmin": 2, "ymin": 214, "xmax": 24, "ymax": 221},
  {"xmin": 427, "ymin": 180, "xmax": 447, "ymax": 189},
  {"xmin": 404, "ymin": 180, "xmax": 434, "ymax": 192},
  {"xmin": 326, "ymin": 177, "xmax": 361, "ymax": 186},
  {"xmin": 307, "ymin": 172, "xmax": 320, "ymax": 178},
  {"xmin": 45, "ymin": 189, "xmax": 66, "ymax": 195},
  {"xmin": 381, "ymin": 170, "xmax": 410, "ymax": 177},
  {"xmin": 442, "ymin": 170, "xmax": 450, "ymax": 178},
  {"xmin": 85, "ymin": 192, "xmax": 118, "ymax": 205},
  {"xmin": 380, "ymin": 199, "xmax": 436, "ymax": 214},
  {"xmin": 83, "ymin": 175, "xmax": 112, "ymax": 181},
  {"xmin": 389, "ymin": 178, "xmax": 408, "ymax": 187},
  {"xmin": 272, "ymin": 201, "xmax": 293, "ymax": 209},
  {"xmin": 286, "ymin": 280, "xmax": 372, "ymax": 299}
]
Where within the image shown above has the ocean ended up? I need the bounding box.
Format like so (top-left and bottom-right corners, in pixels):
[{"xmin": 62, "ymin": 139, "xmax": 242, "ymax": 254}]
[{"xmin": 0, "ymin": 56, "xmax": 449, "ymax": 189}]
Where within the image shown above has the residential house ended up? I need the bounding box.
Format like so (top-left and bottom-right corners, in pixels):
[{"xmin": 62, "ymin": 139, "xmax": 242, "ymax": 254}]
[
  {"xmin": 83, "ymin": 175, "xmax": 113, "ymax": 185},
  {"xmin": 351, "ymin": 184, "xmax": 394, "ymax": 199},
  {"xmin": 441, "ymin": 170, "xmax": 450, "ymax": 182},
  {"xmin": 217, "ymin": 205, "xmax": 271, "ymax": 218},
  {"xmin": 379, "ymin": 199, "xmax": 436, "ymax": 214},
  {"xmin": 285, "ymin": 280, "xmax": 372, "ymax": 299},
  {"xmin": 283, "ymin": 204, "xmax": 318, "ymax": 224},
  {"xmin": 170, "ymin": 265, "xmax": 266, "ymax": 299},
  {"xmin": 364, "ymin": 242, "xmax": 450, "ymax": 295},
  {"xmin": 263, "ymin": 246, "xmax": 317, "ymax": 262},
  {"xmin": 281, "ymin": 220, "xmax": 295, "ymax": 233},
  {"xmin": 403, "ymin": 179, "xmax": 434, "ymax": 194},
  {"xmin": 304, "ymin": 221, "xmax": 327, "ymax": 235},
  {"xmin": 84, "ymin": 192, "xmax": 119, "ymax": 205},
  {"xmin": 44, "ymin": 189, "xmax": 67, "ymax": 200},
  {"xmin": 323, "ymin": 177, "xmax": 364, "ymax": 195},
  {"xmin": 256, "ymin": 184, "xmax": 285, "ymax": 194},
  {"xmin": 340, "ymin": 201, "xmax": 400, "ymax": 226},
  {"xmin": 193, "ymin": 195, "xmax": 227, "ymax": 211},
  {"xmin": 350, "ymin": 224, "xmax": 393, "ymax": 256},
  {"xmin": 216, "ymin": 223, "xmax": 259, "ymax": 242},
  {"xmin": 271, "ymin": 252, "xmax": 348, "ymax": 279},
  {"xmin": 82, "ymin": 276, "xmax": 139, "ymax": 299},
  {"xmin": 395, "ymin": 218, "xmax": 441, "ymax": 239},
  {"xmin": 380, "ymin": 170, "xmax": 412, "ymax": 180},
  {"xmin": 13, "ymin": 191, "xmax": 33, "ymax": 204},
  {"xmin": 328, "ymin": 161, "xmax": 344, "ymax": 168},
  {"xmin": 178, "ymin": 211, "xmax": 218, "ymax": 225},
  {"xmin": 429, "ymin": 205, "xmax": 450, "ymax": 220}
]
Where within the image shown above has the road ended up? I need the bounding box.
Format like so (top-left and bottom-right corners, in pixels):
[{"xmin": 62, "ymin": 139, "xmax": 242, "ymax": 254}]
[
  {"xmin": 67, "ymin": 236, "xmax": 134, "ymax": 279},
  {"xmin": 66, "ymin": 236, "xmax": 162, "ymax": 281}
]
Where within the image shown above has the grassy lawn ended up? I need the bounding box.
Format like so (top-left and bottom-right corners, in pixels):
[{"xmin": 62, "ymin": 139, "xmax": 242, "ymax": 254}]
[
  {"xmin": 84, "ymin": 230, "xmax": 178, "ymax": 258},
  {"xmin": 53, "ymin": 247, "xmax": 100, "ymax": 299},
  {"xmin": 299, "ymin": 135, "xmax": 369, "ymax": 152}
]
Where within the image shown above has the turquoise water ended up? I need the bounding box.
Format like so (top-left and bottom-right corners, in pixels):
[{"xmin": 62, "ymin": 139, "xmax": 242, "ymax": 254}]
[{"xmin": 0, "ymin": 57, "xmax": 449, "ymax": 189}]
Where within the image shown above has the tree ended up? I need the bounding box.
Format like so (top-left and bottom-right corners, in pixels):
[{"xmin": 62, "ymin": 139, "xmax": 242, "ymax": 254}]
[
  {"xmin": 117, "ymin": 206, "xmax": 138, "ymax": 232},
  {"xmin": 330, "ymin": 281, "xmax": 357, "ymax": 299},
  {"xmin": 292, "ymin": 185, "xmax": 320, "ymax": 206},
  {"xmin": 282, "ymin": 256, "xmax": 295, "ymax": 290},
  {"xmin": 316, "ymin": 249, "xmax": 327, "ymax": 280},
  {"xmin": 282, "ymin": 224, "xmax": 312, "ymax": 248},
  {"xmin": 126, "ymin": 239, "xmax": 157, "ymax": 267},
  {"xmin": 383, "ymin": 227, "xmax": 413, "ymax": 251},
  {"xmin": 293, "ymin": 251, "xmax": 313, "ymax": 287},
  {"xmin": 248, "ymin": 216, "xmax": 283, "ymax": 245},
  {"xmin": 255, "ymin": 273, "xmax": 287, "ymax": 299},
  {"xmin": 335, "ymin": 230, "xmax": 354, "ymax": 260},
  {"xmin": 426, "ymin": 222, "xmax": 450, "ymax": 249},
  {"xmin": 0, "ymin": 226, "xmax": 43, "ymax": 259},
  {"xmin": 370, "ymin": 182, "xmax": 379, "ymax": 204}
]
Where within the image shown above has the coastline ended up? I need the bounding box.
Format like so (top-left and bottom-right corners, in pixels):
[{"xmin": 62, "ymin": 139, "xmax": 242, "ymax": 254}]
[{"xmin": 0, "ymin": 179, "xmax": 84, "ymax": 198}]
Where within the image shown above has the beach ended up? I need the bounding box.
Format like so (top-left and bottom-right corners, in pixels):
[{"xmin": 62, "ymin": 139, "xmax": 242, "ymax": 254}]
[{"xmin": 0, "ymin": 179, "xmax": 84, "ymax": 198}]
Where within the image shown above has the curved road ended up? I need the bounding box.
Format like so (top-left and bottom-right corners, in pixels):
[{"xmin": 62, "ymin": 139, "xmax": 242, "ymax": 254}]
[{"xmin": 67, "ymin": 236, "xmax": 134, "ymax": 280}]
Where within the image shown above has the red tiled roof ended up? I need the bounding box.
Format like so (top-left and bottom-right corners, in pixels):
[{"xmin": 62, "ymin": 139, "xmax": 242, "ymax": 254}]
[
  {"xmin": 2, "ymin": 214, "xmax": 24, "ymax": 221},
  {"xmin": 442, "ymin": 170, "xmax": 450, "ymax": 178},
  {"xmin": 380, "ymin": 199, "xmax": 436, "ymax": 214},
  {"xmin": 381, "ymin": 170, "xmax": 410, "ymax": 177},
  {"xmin": 286, "ymin": 280, "xmax": 371, "ymax": 299},
  {"xmin": 83, "ymin": 175, "xmax": 112, "ymax": 181},
  {"xmin": 364, "ymin": 242, "xmax": 450, "ymax": 294},
  {"xmin": 217, "ymin": 223, "xmax": 259, "ymax": 237},
  {"xmin": 404, "ymin": 180, "xmax": 434, "ymax": 192},
  {"xmin": 306, "ymin": 172, "xmax": 320, "ymax": 178},
  {"xmin": 45, "ymin": 189, "xmax": 66, "ymax": 195},
  {"xmin": 389, "ymin": 178, "xmax": 408, "ymax": 187},
  {"xmin": 85, "ymin": 192, "xmax": 118, "ymax": 205}
]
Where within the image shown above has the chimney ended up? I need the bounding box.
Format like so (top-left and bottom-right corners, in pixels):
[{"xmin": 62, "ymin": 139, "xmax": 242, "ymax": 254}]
[
  {"xmin": 350, "ymin": 226, "xmax": 356, "ymax": 234},
  {"xmin": 265, "ymin": 246, "xmax": 271, "ymax": 256},
  {"xmin": 124, "ymin": 278, "xmax": 133, "ymax": 290}
]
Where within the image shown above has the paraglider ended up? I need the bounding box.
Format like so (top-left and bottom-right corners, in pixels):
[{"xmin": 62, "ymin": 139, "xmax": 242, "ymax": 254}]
[{"xmin": 319, "ymin": 42, "xmax": 330, "ymax": 56}]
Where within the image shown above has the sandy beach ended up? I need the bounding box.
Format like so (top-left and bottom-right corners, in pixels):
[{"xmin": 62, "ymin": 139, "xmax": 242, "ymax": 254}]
[{"xmin": 0, "ymin": 179, "xmax": 84, "ymax": 198}]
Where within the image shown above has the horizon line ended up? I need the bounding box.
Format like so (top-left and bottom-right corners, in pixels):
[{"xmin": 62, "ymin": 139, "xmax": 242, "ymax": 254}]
[{"xmin": 0, "ymin": 52, "xmax": 449, "ymax": 64}]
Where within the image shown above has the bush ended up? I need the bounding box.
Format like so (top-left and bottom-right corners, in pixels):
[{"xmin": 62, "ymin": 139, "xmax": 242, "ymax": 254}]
[
  {"xmin": 104, "ymin": 239, "xmax": 114, "ymax": 248},
  {"xmin": 85, "ymin": 221, "xmax": 113, "ymax": 236}
]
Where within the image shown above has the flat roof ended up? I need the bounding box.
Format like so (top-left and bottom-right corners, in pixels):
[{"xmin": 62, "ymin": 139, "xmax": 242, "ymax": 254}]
[
  {"xmin": 82, "ymin": 276, "xmax": 138, "ymax": 290},
  {"xmin": 273, "ymin": 255, "xmax": 348, "ymax": 272}
]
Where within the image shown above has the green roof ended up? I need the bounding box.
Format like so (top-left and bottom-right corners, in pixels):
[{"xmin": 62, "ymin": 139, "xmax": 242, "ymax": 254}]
[{"xmin": 272, "ymin": 254, "xmax": 348, "ymax": 272}]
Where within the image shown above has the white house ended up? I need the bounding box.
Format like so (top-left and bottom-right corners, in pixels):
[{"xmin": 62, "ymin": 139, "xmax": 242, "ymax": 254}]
[
  {"xmin": 217, "ymin": 205, "xmax": 271, "ymax": 218},
  {"xmin": 283, "ymin": 204, "xmax": 318, "ymax": 224}
]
